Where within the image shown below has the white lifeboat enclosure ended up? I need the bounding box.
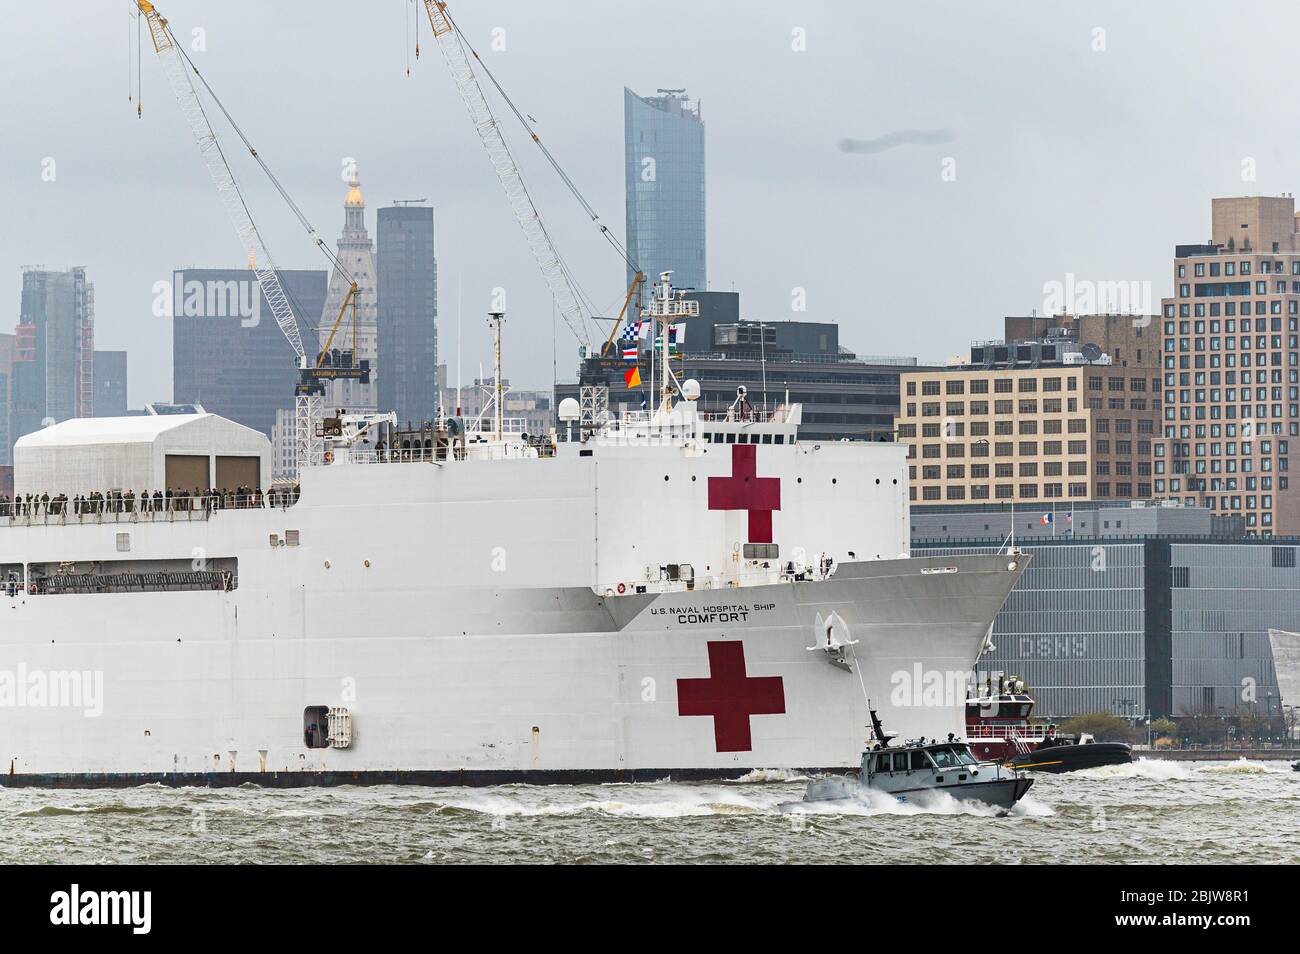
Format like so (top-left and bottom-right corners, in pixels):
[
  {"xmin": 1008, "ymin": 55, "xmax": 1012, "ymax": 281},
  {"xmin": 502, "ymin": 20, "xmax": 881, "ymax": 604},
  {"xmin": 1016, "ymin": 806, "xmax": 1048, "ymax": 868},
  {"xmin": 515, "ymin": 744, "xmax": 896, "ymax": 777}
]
[{"xmin": 13, "ymin": 413, "xmax": 271, "ymax": 498}]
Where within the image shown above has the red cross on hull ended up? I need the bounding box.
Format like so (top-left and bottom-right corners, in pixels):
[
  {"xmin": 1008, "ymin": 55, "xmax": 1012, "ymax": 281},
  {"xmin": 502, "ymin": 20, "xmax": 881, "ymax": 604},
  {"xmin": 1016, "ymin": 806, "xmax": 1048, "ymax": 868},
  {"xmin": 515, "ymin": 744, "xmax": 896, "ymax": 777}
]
[
  {"xmin": 677, "ymin": 640, "xmax": 786, "ymax": 752},
  {"xmin": 707, "ymin": 444, "xmax": 781, "ymax": 543}
]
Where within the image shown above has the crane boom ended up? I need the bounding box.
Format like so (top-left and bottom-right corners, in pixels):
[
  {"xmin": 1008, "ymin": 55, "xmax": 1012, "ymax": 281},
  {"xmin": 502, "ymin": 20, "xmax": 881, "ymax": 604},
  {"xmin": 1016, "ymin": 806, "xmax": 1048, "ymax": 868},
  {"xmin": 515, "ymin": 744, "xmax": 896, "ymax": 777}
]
[
  {"xmin": 136, "ymin": 2, "xmax": 306, "ymax": 363},
  {"xmin": 422, "ymin": 1, "xmax": 591, "ymax": 346}
]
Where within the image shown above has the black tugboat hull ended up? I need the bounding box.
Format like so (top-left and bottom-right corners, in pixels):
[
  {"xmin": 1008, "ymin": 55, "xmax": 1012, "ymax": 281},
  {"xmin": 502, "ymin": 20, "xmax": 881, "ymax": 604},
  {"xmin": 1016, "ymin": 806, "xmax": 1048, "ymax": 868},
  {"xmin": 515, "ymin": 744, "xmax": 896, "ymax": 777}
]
[{"xmin": 1006, "ymin": 742, "xmax": 1133, "ymax": 773}]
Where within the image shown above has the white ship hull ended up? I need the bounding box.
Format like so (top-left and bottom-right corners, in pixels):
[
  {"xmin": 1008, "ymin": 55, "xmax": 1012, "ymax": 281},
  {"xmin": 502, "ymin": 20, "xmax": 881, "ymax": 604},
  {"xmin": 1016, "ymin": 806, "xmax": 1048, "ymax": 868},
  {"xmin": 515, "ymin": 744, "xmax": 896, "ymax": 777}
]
[{"xmin": 1, "ymin": 413, "xmax": 1026, "ymax": 786}]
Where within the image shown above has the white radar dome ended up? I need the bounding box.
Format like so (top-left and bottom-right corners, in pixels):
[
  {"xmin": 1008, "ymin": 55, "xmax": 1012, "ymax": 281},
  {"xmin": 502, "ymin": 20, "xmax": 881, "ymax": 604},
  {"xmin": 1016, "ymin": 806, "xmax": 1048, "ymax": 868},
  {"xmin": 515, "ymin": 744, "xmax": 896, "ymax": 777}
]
[
  {"xmin": 558, "ymin": 397, "xmax": 581, "ymax": 422},
  {"xmin": 681, "ymin": 379, "xmax": 701, "ymax": 401}
]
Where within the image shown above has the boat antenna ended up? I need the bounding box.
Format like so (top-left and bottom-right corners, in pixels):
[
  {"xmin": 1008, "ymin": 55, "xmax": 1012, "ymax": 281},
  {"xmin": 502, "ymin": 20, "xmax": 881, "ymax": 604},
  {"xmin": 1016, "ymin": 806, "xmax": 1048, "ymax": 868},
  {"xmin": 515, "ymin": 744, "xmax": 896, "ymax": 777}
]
[{"xmin": 868, "ymin": 704, "xmax": 893, "ymax": 748}]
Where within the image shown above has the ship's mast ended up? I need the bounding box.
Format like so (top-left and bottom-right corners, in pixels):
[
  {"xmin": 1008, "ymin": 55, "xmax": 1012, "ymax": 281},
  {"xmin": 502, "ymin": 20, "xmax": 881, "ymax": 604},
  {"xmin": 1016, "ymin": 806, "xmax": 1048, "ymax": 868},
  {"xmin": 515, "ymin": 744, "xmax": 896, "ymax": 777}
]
[
  {"xmin": 643, "ymin": 271, "xmax": 699, "ymax": 418},
  {"xmin": 488, "ymin": 311, "xmax": 505, "ymax": 442},
  {"xmin": 659, "ymin": 276, "xmax": 672, "ymax": 413}
]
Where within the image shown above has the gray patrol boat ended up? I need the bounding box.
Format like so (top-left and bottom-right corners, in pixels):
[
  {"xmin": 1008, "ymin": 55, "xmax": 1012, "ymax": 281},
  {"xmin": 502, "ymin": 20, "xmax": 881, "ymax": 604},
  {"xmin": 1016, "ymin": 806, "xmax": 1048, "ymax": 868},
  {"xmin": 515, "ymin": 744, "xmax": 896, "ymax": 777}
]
[{"xmin": 784, "ymin": 709, "xmax": 1034, "ymax": 813}]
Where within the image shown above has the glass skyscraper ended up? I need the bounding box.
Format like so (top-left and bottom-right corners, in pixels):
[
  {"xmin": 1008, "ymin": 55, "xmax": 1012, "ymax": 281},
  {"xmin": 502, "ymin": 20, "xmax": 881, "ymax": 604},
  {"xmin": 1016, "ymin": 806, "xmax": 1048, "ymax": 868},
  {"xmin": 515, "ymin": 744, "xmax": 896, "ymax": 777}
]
[
  {"xmin": 377, "ymin": 204, "xmax": 438, "ymax": 426},
  {"xmin": 171, "ymin": 268, "xmax": 328, "ymax": 437},
  {"xmin": 624, "ymin": 87, "xmax": 705, "ymax": 294}
]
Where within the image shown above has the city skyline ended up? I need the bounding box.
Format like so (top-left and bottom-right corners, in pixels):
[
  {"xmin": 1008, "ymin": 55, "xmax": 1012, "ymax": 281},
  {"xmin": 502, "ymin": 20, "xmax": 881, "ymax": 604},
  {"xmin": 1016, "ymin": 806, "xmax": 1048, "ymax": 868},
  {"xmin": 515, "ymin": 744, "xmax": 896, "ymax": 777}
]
[{"xmin": 10, "ymin": 2, "xmax": 1300, "ymax": 408}]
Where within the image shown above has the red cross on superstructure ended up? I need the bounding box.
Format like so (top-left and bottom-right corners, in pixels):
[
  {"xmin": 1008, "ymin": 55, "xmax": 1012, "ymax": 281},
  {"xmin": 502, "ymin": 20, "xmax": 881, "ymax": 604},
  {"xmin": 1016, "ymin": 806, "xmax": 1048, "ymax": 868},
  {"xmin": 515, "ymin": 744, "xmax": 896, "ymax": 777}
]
[
  {"xmin": 677, "ymin": 641, "xmax": 786, "ymax": 752},
  {"xmin": 707, "ymin": 444, "xmax": 781, "ymax": 543}
]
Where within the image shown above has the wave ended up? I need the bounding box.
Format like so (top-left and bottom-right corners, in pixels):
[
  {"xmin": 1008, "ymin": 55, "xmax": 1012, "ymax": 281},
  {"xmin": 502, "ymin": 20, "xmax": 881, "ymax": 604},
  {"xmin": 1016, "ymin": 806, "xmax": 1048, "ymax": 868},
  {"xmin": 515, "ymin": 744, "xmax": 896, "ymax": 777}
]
[
  {"xmin": 1195, "ymin": 757, "xmax": 1287, "ymax": 775},
  {"xmin": 723, "ymin": 768, "xmax": 812, "ymax": 785},
  {"xmin": 17, "ymin": 803, "xmax": 190, "ymax": 818},
  {"xmin": 1008, "ymin": 795, "xmax": 1055, "ymax": 818},
  {"xmin": 424, "ymin": 786, "xmax": 776, "ymax": 819},
  {"xmin": 1071, "ymin": 759, "xmax": 1193, "ymax": 782},
  {"xmin": 782, "ymin": 786, "xmax": 1019, "ymax": 818}
]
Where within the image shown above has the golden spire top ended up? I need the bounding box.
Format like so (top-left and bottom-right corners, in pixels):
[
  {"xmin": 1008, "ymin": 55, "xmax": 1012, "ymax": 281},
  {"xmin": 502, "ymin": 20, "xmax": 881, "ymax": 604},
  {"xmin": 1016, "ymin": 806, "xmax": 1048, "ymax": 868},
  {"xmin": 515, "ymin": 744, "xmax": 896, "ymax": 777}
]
[{"xmin": 345, "ymin": 166, "xmax": 364, "ymax": 208}]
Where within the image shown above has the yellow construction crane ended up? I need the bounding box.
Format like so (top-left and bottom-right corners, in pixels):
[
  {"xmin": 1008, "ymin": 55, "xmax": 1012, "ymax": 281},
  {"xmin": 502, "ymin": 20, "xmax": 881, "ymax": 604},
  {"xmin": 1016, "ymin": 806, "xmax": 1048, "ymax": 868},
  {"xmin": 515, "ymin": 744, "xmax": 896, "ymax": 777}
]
[{"xmin": 603, "ymin": 271, "xmax": 645, "ymax": 356}]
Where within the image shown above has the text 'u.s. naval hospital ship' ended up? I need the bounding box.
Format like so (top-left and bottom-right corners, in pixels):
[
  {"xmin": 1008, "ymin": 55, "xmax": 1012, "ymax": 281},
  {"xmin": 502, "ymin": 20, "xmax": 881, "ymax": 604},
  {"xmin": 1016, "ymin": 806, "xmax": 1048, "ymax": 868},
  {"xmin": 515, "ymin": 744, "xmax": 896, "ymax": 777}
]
[{"xmin": 0, "ymin": 279, "xmax": 1026, "ymax": 788}]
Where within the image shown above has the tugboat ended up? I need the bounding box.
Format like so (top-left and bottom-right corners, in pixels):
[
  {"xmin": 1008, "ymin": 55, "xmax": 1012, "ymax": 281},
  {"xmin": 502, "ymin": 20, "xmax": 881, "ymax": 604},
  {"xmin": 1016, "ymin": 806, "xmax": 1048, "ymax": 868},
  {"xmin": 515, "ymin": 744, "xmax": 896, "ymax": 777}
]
[
  {"xmin": 966, "ymin": 676, "xmax": 1133, "ymax": 773},
  {"xmin": 782, "ymin": 709, "xmax": 1033, "ymax": 813}
]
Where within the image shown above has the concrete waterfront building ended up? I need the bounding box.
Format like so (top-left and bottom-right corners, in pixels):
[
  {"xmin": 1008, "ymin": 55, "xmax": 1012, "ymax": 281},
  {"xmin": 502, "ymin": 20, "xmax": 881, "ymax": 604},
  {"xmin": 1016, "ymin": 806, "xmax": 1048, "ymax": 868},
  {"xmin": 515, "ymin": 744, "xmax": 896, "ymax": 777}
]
[
  {"xmin": 9, "ymin": 267, "xmax": 95, "ymax": 451},
  {"xmin": 377, "ymin": 203, "xmax": 438, "ymax": 425},
  {"xmin": 318, "ymin": 167, "xmax": 378, "ymax": 413},
  {"xmin": 172, "ymin": 267, "xmax": 328, "ymax": 438},
  {"xmin": 625, "ymin": 87, "xmax": 705, "ymax": 293},
  {"xmin": 92, "ymin": 350, "xmax": 128, "ymax": 418},
  {"xmin": 1158, "ymin": 195, "xmax": 1300, "ymax": 536},
  {"xmin": 896, "ymin": 316, "xmax": 1161, "ymax": 506},
  {"xmin": 910, "ymin": 498, "xmax": 1244, "ymax": 542},
  {"xmin": 914, "ymin": 510, "xmax": 1294, "ymax": 720}
]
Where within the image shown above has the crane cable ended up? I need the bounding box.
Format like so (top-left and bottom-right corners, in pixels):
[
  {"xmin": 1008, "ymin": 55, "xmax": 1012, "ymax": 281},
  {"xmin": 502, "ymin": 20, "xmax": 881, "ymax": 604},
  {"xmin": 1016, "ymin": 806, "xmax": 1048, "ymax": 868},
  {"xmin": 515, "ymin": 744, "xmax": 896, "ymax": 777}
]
[
  {"xmin": 160, "ymin": 25, "xmax": 355, "ymax": 343},
  {"xmin": 131, "ymin": 4, "xmax": 142, "ymax": 116},
  {"xmin": 167, "ymin": 29, "xmax": 355, "ymax": 290},
  {"xmin": 442, "ymin": 8, "xmax": 642, "ymax": 283}
]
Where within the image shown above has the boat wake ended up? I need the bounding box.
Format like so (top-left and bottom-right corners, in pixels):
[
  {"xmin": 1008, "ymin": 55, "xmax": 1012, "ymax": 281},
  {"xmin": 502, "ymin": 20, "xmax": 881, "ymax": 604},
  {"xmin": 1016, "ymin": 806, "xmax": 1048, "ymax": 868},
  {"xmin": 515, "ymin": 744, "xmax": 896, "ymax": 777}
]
[
  {"xmin": 724, "ymin": 768, "xmax": 813, "ymax": 785},
  {"xmin": 427, "ymin": 786, "xmax": 775, "ymax": 819},
  {"xmin": 782, "ymin": 786, "xmax": 1035, "ymax": 818}
]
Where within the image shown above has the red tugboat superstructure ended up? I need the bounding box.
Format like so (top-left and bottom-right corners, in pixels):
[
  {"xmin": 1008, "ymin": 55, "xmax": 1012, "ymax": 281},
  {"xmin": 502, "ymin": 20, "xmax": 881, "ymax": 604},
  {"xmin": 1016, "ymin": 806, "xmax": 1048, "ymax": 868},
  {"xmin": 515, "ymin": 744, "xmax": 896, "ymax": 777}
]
[
  {"xmin": 965, "ymin": 676, "xmax": 1046, "ymax": 762},
  {"xmin": 966, "ymin": 676, "xmax": 1134, "ymax": 772}
]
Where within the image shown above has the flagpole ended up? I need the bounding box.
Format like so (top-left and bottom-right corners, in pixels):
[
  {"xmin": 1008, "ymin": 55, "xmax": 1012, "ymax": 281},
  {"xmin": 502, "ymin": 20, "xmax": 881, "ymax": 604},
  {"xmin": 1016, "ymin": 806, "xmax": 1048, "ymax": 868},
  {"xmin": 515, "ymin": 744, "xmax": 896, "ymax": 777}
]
[{"xmin": 648, "ymin": 283, "xmax": 655, "ymax": 422}]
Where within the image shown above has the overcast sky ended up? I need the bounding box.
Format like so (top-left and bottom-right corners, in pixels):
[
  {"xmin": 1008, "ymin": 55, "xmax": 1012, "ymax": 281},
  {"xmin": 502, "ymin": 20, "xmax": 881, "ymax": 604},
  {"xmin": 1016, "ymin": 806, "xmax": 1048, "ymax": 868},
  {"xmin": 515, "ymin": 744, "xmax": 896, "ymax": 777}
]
[{"xmin": 5, "ymin": 1, "xmax": 1300, "ymax": 407}]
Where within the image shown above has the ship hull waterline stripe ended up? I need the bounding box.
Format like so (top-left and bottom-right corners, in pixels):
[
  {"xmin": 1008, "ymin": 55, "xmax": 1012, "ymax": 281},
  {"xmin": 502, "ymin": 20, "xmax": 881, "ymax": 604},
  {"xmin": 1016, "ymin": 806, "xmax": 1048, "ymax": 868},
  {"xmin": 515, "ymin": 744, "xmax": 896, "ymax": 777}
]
[{"xmin": 1, "ymin": 767, "xmax": 844, "ymax": 789}]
